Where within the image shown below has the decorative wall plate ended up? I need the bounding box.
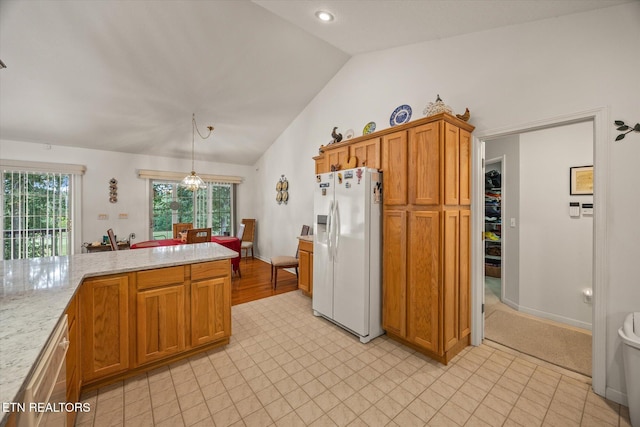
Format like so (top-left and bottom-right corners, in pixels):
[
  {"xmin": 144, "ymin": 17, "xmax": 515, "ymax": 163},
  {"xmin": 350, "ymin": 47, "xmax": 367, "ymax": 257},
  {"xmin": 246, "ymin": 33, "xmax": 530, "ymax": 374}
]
[
  {"xmin": 276, "ymin": 181, "xmax": 282, "ymax": 191},
  {"xmin": 344, "ymin": 129, "xmax": 355, "ymax": 139},
  {"xmin": 282, "ymin": 191, "xmax": 289, "ymax": 202},
  {"xmin": 390, "ymin": 105, "xmax": 412, "ymax": 126},
  {"xmin": 363, "ymin": 122, "xmax": 376, "ymax": 135},
  {"xmin": 276, "ymin": 192, "xmax": 283, "ymax": 202},
  {"xmin": 282, "ymin": 180, "xmax": 288, "ymax": 191}
]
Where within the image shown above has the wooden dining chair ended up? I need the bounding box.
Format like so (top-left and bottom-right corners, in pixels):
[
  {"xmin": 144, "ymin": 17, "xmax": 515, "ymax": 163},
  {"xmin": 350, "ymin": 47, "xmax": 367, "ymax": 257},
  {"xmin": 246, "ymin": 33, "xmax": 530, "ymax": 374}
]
[
  {"xmin": 107, "ymin": 228, "xmax": 118, "ymax": 251},
  {"xmin": 270, "ymin": 225, "xmax": 311, "ymax": 289},
  {"xmin": 186, "ymin": 228, "xmax": 211, "ymax": 244},
  {"xmin": 240, "ymin": 219, "xmax": 255, "ymax": 261},
  {"xmin": 172, "ymin": 222, "xmax": 193, "ymax": 238}
]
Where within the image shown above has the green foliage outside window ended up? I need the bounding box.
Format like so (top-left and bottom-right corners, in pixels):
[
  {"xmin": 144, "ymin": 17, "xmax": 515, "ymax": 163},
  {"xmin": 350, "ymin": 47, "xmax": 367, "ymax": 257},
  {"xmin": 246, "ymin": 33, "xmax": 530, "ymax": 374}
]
[{"xmin": 152, "ymin": 181, "xmax": 232, "ymax": 238}]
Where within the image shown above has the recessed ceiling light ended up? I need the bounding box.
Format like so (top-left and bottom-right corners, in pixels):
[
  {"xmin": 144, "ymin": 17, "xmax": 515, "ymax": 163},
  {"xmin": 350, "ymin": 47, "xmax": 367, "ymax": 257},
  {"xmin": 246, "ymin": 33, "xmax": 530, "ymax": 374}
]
[{"xmin": 315, "ymin": 10, "xmax": 334, "ymax": 22}]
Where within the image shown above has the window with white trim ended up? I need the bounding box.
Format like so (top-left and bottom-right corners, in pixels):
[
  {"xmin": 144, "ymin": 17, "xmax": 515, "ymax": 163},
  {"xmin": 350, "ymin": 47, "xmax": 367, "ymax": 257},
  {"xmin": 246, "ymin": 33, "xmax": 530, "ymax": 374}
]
[
  {"xmin": 2, "ymin": 160, "xmax": 84, "ymax": 260},
  {"xmin": 151, "ymin": 180, "xmax": 234, "ymax": 239}
]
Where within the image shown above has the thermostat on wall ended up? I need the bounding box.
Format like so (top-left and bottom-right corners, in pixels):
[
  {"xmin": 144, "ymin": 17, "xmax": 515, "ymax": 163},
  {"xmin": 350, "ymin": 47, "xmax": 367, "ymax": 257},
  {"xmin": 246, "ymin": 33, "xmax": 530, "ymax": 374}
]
[
  {"xmin": 582, "ymin": 203, "xmax": 593, "ymax": 215},
  {"xmin": 569, "ymin": 202, "xmax": 580, "ymax": 218}
]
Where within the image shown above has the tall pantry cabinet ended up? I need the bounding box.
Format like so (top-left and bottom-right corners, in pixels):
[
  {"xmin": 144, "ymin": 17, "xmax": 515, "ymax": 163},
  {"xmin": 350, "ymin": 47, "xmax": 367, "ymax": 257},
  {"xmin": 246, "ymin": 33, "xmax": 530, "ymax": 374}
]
[{"xmin": 381, "ymin": 116, "xmax": 473, "ymax": 364}]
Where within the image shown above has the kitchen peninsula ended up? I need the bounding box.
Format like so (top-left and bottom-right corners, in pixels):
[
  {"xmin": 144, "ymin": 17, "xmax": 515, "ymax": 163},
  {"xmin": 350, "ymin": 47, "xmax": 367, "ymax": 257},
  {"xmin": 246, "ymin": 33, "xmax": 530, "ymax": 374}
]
[{"xmin": 0, "ymin": 243, "xmax": 237, "ymax": 425}]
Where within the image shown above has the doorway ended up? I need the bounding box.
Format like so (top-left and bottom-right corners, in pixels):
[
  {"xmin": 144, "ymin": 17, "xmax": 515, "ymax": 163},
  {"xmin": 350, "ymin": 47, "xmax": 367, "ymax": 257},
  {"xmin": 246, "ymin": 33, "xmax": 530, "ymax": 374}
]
[
  {"xmin": 483, "ymin": 158, "xmax": 503, "ymax": 319},
  {"xmin": 471, "ymin": 107, "xmax": 609, "ymax": 395},
  {"xmin": 480, "ymin": 124, "xmax": 594, "ymax": 377}
]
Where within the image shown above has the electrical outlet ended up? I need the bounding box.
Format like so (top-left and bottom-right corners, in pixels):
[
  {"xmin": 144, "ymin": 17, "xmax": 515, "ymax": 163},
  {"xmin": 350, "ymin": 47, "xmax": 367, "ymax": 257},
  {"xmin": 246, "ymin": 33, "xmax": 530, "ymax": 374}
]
[
  {"xmin": 98, "ymin": 214, "xmax": 108, "ymax": 220},
  {"xmin": 118, "ymin": 213, "xmax": 128, "ymax": 219}
]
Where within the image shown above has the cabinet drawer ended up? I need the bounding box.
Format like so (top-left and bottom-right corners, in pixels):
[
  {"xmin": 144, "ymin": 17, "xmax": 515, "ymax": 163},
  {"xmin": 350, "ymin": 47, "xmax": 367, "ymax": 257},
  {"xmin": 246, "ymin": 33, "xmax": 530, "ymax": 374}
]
[
  {"xmin": 137, "ymin": 266, "xmax": 185, "ymax": 290},
  {"xmin": 191, "ymin": 260, "xmax": 230, "ymax": 281},
  {"xmin": 299, "ymin": 240, "xmax": 313, "ymax": 253}
]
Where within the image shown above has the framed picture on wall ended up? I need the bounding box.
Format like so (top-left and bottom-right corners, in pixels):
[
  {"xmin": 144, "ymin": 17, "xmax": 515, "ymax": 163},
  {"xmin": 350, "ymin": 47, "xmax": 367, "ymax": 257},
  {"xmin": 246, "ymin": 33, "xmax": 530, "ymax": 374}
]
[{"xmin": 570, "ymin": 165, "xmax": 594, "ymax": 195}]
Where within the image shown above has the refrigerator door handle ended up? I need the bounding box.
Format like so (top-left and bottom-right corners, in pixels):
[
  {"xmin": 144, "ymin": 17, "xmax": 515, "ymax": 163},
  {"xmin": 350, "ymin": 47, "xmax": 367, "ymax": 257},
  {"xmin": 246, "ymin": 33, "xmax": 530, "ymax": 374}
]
[
  {"xmin": 334, "ymin": 200, "xmax": 340, "ymax": 259},
  {"xmin": 327, "ymin": 201, "xmax": 334, "ymax": 261}
]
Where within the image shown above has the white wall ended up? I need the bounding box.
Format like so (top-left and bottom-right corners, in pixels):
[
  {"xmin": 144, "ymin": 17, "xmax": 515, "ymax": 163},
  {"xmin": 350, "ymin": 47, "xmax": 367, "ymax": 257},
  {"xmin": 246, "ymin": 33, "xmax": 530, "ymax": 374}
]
[
  {"xmin": 254, "ymin": 3, "xmax": 640, "ymax": 404},
  {"xmin": 519, "ymin": 122, "xmax": 593, "ymax": 329},
  {"xmin": 0, "ymin": 139, "xmax": 257, "ymax": 251},
  {"xmin": 486, "ymin": 135, "xmax": 520, "ymax": 307}
]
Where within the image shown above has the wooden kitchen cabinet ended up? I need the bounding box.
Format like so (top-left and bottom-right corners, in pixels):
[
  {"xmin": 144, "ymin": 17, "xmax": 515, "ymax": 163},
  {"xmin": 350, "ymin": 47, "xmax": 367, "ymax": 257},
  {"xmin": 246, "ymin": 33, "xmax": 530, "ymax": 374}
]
[
  {"xmin": 382, "ymin": 131, "xmax": 408, "ymax": 205},
  {"xmin": 298, "ymin": 239, "xmax": 313, "ymax": 296},
  {"xmin": 136, "ymin": 284, "xmax": 186, "ymax": 365},
  {"xmin": 351, "ymin": 137, "xmax": 381, "ymax": 169},
  {"xmin": 191, "ymin": 260, "xmax": 231, "ymax": 347},
  {"xmin": 378, "ymin": 113, "xmax": 475, "ymax": 364},
  {"xmin": 80, "ymin": 274, "xmax": 130, "ymax": 382},
  {"xmin": 326, "ymin": 145, "xmax": 349, "ymax": 172},
  {"xmin": 65, "ymin": 294, "xmax": 80, "ymax": 427},
  {"xmin": 135, "ymin": 266, "xmax": 187, "ymax": 365},
  {"xmin": 382, "ymin": 210, "xmax": 407, "ymax": 337},
  {"xmin": 78, "ymin": 260, "xmax": 232, "ymax": 389}
]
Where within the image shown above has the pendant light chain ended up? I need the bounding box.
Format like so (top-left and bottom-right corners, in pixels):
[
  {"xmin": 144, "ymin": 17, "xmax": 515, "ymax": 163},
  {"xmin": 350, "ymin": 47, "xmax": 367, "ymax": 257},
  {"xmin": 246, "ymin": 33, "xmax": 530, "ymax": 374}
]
[
  {"xmin": 181, "ymin": 113, "xmax": 214, "ymax": 191},
  {"xmin": 191, "ymin": 113, "xmax": 214, "ymax": 172}
]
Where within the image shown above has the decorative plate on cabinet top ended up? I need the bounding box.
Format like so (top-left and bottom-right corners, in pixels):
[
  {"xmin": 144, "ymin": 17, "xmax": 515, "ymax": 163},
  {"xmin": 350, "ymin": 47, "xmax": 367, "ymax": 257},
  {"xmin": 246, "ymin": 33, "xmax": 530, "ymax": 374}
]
[
  {"xmin": 390, "ymin": 104, "xmax": 412, "ymax": 126},
  {"xmin": 344, "ymin": 129, "xmax": 355, "ymax": 140},
  {"xmin": 362, "ymin": 122, "xmax": 376, "ymax": 135}
]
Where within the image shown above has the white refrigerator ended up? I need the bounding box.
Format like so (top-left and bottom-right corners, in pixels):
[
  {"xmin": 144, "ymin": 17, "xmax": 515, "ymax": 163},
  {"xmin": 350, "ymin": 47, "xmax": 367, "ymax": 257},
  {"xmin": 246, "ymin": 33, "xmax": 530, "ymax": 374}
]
[{"xmin": 313, "ymin": 167, "xmax": 384, "ymax": 343}]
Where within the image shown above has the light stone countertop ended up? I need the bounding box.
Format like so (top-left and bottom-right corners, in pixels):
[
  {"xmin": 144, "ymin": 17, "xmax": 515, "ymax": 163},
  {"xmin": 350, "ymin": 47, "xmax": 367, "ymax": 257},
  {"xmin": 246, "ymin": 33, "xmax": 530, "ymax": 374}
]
[{"xmin": 0, "ymin": 243, "xmax": 237, "ymax": 411}]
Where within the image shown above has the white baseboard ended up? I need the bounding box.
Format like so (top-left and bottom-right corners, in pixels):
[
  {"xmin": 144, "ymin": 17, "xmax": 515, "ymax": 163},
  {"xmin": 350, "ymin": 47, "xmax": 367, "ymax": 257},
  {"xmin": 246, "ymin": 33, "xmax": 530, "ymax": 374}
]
[{"xmin": 499, "ymin": 299, "xmax": 592, "ymax": 331}]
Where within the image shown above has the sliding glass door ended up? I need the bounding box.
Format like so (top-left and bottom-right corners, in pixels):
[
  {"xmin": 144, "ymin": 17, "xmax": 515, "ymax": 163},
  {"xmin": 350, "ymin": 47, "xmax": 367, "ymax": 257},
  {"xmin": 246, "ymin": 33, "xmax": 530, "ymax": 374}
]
[{"xmin": 2, "ymin": 171, "xmax": 73, "ymax": 259}]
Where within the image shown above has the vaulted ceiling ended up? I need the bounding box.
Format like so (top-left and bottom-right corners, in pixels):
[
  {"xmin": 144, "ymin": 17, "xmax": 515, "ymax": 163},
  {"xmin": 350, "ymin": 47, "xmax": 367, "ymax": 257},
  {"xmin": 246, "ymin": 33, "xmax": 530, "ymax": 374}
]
[{"xmin": 0, "ymin": 0, "xmax": 631, "ymax": 165}]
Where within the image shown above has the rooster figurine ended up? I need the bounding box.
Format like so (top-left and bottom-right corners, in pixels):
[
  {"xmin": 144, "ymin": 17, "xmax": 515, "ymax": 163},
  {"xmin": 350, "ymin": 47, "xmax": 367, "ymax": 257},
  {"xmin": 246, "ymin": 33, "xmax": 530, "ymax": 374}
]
[
  {"xmin": 331, "ymin": 127, "xmax": 343, "ymax": 144},
  {"xmin": 456, "ymin": 108, "xmax": 471, "ymax": 122}
]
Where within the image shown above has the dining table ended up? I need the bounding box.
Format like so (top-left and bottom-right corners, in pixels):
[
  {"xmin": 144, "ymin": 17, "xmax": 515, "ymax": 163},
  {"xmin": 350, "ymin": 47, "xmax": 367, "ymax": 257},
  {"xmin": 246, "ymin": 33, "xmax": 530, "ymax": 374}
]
[{"xmin": 130, "ymin": 236, "xmax": 241, "ymax": 274}]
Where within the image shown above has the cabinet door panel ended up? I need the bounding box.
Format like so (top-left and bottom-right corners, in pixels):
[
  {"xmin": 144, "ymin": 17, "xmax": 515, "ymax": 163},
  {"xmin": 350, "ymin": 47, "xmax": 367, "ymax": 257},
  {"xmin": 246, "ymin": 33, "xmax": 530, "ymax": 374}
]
[
  {"xmin": 137, "ymin": 285, "xmax": 186, "ymax": 365},
  {"xmin": 191, "ymin": 276, "xmax": 231, "ymax": 347},
  {"xmin": 459, "ymin": 210, "xmax": 471, "ymax": 338},
  {"xmin": 298, "ymin": 250, "xmax": 311, "ymax": 293},
  {"xmin": 459, "ymin": 129, "xmax": 471, "ymax": 205},
  {"xmin": 443, "ymin": 210, "xmax": 460, "ymax": 351},
  {"xmin": 407, "ymin": 211, "xmax": 440, "ymax": 353},
  {"xmin": 382, "ymin": 131, "xmax": 407, "ymax": 205},
  {"xmin": 81, "ymin": 275, "xmax": 129, "ymax": 381},
  {"xmin": 382, "ymin": 210, "xmax": 407, "ymax": 336},
  {"xmin": 326, "ymin": 147, "xmax": 349, "ymax": 171},
  {"xmin": 315, "ymin": 156, "xmax": 328, "ymax": 174},
  {"xmin": 444, "ymin": 123, "xmax": 460, "ymax": 205},
  {"xmin": 410, "ymin": 123, "xmax": 440, "ymax": 205},
  {"xmin": 352, "ymin": 137, "xmax": 381, "ymax": 169}
]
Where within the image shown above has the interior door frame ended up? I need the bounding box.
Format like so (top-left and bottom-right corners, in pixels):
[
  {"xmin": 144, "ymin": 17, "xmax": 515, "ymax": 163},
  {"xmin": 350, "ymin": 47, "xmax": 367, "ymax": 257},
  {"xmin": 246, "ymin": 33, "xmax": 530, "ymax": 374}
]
[
  {"xmin": 484, "ymin": 156, "xmax": 506, "ymax": 307},
  {"xmin": 470, "ymin": 107, "xmax": 608, "ymax": 397}
]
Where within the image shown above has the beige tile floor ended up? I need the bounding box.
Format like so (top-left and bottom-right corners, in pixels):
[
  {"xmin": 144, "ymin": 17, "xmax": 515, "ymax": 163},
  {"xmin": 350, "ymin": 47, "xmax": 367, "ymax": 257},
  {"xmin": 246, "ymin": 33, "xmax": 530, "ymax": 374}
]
[{"xmin": 76, "ymin": 291, "xmax": 631, "ymax": 427}]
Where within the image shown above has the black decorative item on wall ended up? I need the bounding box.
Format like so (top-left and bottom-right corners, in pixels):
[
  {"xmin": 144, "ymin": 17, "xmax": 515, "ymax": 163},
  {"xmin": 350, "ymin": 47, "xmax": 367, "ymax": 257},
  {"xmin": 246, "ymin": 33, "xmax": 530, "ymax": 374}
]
[{"xmin": 614, "ymin": 120, "xmax": 640, "ymax": 141}]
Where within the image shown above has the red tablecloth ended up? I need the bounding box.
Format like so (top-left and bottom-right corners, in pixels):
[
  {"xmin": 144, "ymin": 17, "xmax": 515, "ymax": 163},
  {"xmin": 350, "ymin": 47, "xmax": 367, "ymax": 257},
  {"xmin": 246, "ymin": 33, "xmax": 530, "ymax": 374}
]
[{"xmin": 131, "ymin": 236, "xmax": 241, "ymax": 272}]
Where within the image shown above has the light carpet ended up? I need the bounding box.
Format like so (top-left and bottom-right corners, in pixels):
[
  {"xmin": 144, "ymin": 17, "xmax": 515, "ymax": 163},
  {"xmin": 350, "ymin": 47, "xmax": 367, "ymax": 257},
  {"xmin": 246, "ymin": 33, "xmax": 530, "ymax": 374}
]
[{"xmin": 485, "ymin": 309, "xmax": 592, "ymax": 376}]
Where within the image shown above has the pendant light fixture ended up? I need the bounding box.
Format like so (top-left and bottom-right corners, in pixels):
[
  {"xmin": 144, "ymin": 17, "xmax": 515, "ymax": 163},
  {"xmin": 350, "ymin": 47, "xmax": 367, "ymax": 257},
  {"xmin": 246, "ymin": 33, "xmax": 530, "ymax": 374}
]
[{"xmin": 181, "ymin": 113, "xmax": 214, "ymax": 191}]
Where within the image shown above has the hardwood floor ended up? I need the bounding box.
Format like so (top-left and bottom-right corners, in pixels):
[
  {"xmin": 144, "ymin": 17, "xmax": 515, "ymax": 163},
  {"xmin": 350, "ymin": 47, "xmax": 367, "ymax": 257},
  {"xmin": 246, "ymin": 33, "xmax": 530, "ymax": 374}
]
[{"xmin": 232, "ymin": 257, "xmax": 301, "ymax": 305}]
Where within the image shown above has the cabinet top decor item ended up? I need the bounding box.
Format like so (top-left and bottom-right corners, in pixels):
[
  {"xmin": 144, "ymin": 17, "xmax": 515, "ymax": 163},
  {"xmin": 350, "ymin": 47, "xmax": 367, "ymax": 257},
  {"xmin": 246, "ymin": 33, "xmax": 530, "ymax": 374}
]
[
  {"xmin": 390, "ymin": 105, "xmax": 412, "ymax": 126},
  {"xmin": 331, "ymin": 127, "xmax": 343, "ymax": 144},
  {"xmin": 423, "ymin": 94, "xmax": 453, "ymax": 117}
]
